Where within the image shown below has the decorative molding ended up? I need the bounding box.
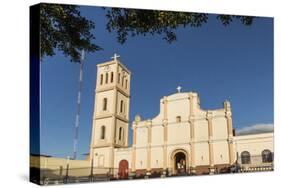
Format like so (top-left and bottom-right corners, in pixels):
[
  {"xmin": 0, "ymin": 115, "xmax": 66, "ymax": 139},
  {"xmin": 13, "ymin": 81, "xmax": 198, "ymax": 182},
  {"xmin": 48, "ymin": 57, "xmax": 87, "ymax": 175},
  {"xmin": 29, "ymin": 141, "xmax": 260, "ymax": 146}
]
[
  {"xmin": 95, "ymin": 114, "xmax": 129, "ymax": 123},
  {"xmin": 206, "ymin": 111, "xmax": 213, "ymax": 120},
  {"xmin": 96, "ymin": 85, "xmax": 130, "ymax": 98}
]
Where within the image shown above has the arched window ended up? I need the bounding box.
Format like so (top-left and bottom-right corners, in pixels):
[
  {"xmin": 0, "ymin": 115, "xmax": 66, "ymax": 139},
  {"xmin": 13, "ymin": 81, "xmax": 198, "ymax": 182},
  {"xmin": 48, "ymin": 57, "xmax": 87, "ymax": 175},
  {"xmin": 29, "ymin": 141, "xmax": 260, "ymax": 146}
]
[
  {"xmin": 100, "ymin": 126, "xmax": 106, "ymax": 139},
  {"xmin": 176, "ymin": 116, "xmax": 181, "ymax": 123},
  {"xmin": 241, "ymin": 151, "xmax": 251, "ymax": 164},
  {"xmin": 262, "ymin": 149, "xmax": 273, "ymax": 163},
  {"xmin": 103, "ymin": 98, "xmax": 107, "ymax": 111},
  {"xmin": 125, "ymin": 79, "xmax": 128, "ymax": 89},
  {"xmin": 111, "ymin": 72, "xmax": 114, "ymax": 83},
  {"xmin": 120, "ymin": 100, "xmax": 124, "ymax": 113},
  {"xmin": 105, "ymin": 73, "xmax": 108, "ymax": 84},
  {"xmin": 118, "ymin": 73, "xmax": 121, "ymax": 83},
  {"xmin": 122, "ymin": 76, "xmax": 124, "ymax": 86},
  {"xmin": 119, "ymin": 127, "xmax": 123, "ymax": 140},
  {"xmin": 100, "ymin": 74, "xmax": 103, "ymax": 85}
]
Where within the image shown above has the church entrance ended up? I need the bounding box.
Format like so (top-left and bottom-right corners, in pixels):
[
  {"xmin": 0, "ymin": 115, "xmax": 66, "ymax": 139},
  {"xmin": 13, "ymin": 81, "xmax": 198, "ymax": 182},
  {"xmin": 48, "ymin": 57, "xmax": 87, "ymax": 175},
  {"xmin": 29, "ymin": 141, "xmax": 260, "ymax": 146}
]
[
  {"xmin": 118, "ymin": 160, "xmax": 129, "ymax": 179},
  {"xmin": 174, "ymin": 152, "xmax": 187, "ymax": 175}
]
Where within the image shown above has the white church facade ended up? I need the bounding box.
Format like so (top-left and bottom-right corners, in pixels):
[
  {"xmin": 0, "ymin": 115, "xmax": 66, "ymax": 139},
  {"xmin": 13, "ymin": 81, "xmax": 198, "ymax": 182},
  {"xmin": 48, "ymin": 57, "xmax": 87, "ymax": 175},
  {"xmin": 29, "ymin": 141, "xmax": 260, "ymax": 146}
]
[{"xmin": 88, "ymin": 56, "xmax": 274, "ymax": 178}]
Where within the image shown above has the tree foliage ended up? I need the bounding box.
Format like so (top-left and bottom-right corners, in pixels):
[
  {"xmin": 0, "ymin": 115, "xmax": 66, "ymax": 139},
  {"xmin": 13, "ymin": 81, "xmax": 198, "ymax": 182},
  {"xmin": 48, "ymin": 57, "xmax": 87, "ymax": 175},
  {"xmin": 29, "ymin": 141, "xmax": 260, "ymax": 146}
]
[
  {"xmin": 105, "ymin": 8, "xmax": 253, "ymax": 44},
  {"xmin": 39, "ymin": 4, "xmax": 254, "ymax": 63},
  {"xmin": 40, "ymin": 4, "xmax": 101, "ymax": 62}
]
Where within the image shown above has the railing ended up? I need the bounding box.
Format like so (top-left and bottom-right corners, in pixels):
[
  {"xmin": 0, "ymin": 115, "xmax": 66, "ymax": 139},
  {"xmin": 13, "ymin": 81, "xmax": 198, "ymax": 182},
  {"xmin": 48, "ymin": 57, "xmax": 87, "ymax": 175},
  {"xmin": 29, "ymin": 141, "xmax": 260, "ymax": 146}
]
[
  {"xmin": 235, "ymin": 154, "xmax": 274, "ymax": 173},
  {"xmin": 30, "ymin": 167, "xmax": 120, "ymax": 185},
  {"xmin": 30, "ymin": 155, "xmax": 274, "ymax": 185}
]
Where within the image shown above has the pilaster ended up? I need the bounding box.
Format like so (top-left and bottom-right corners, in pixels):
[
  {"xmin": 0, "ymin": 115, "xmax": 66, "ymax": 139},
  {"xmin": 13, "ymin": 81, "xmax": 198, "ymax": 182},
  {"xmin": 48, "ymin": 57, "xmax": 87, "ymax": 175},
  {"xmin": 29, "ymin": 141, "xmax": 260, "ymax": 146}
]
[
  {"xmin": 224, "ymin": 101, "xmax": 235, "ymax": 165},
  {"xmin": 207, "ymin": 111, "xmax": 215, "ymax": 173},
  {"xmin": 146, "ymin": 121, "xmax": 152, "ymax": 174},
  {"xmin": 162, "ymin": 97, "xmax": 168, "ymax": 173},
  {"xmin": 189, "ymin": 93, "xmax": 196, "ymax": 174},
  {"xmin": 131, "ymin": 124, "xmax": 137, "ymax": 173}
]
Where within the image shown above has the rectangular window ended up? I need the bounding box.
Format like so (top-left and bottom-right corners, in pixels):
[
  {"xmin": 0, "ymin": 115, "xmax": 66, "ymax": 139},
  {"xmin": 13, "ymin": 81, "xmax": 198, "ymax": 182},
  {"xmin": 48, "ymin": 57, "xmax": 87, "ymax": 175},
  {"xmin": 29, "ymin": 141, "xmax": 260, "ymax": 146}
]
[
  {"xmin": 111, "ymin": 72, "xmax": 114, "ymax": 83},
  {"xmin": 125, "ymin": 79, "xmax": 128, "ymax": 89},
  {"xmin": 120, "ymin": 100, "xmax": 123, "ymax": 113},
  {"xmin": 103, "ymin": 98, "xmax": 107, "ymax": 111},
  {"xmin": 176, "ymin": 116, "xmax": 181, "ymax": 123},
  {"xmin": 105, "ymin": 73, "xmax": 108, "ymax": 84},
  {"xmin": 100, "ymin": 74, "xmax": 103, "ymax": 85},
  {"xmin": 101, "ymin": 126, "xmax": 106, "ymax": 139},
  {"xmin": 119, "ymin": 127, "xmax": 122, "ymax": 140}
]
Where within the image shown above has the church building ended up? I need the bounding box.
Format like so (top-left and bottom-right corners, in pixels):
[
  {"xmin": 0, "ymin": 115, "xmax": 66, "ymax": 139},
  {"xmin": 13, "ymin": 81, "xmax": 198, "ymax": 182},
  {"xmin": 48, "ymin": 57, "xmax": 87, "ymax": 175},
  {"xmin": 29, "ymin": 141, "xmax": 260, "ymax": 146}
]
[{"xmin": 88, "ymin": 55, "xmax": 274, "ymax": 178}]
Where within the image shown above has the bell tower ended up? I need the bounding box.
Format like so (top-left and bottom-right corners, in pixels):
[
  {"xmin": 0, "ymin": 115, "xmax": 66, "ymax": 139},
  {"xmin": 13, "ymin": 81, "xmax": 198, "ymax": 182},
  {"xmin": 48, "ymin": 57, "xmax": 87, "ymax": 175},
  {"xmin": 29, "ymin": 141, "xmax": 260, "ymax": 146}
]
[{"xmin": 89, "ymin": 54, "xmax": 131, "ymax": 169}]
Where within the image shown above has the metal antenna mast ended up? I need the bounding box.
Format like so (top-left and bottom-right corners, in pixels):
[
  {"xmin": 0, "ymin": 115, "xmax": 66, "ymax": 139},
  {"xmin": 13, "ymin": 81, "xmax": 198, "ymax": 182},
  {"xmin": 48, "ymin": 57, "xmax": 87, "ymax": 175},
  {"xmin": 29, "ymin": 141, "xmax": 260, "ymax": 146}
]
[{"xmin": 72, "ymin": 50, "xmax": 85, "ymax": 160}]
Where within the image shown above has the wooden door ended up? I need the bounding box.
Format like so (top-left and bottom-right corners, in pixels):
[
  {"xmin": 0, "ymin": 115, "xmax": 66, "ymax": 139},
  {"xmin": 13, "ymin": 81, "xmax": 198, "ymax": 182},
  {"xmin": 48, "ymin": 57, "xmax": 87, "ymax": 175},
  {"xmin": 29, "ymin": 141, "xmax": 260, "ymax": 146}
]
[{"xmin": 118, "ymin": 160, "xmax": 129, "ymax": 179}]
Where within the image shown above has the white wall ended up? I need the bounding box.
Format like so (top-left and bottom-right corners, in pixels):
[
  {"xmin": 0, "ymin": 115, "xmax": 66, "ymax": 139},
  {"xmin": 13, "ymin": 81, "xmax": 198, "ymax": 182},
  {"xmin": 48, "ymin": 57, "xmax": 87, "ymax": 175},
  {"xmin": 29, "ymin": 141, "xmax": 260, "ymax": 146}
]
[
  {"xmin": 194, "ymin": 119, "xmax": 208, "ymax": 141},
  {"xmin": 151, "ymin": 125, "xmax": 164, "ymax": 146},
  {"xmin": 213, "ymin": 141, "xmax": 230, "ymax": 164},
  {"xmin": 212, "ymin": 116, "xmax": 228, "ymax": 139},
  {"xmin": 234, "ymin": 133, "xmax": 274, "ymax": 158},
  {"xmin": 136, "ymin": 148, "xmax": 147, "ymax": 169},
  {"xmin": 114, "ymin": 148, "xmax": 132, "ymax": 169},
  {"xmin": 194, "ymin": 143, "xmax": 209, "ymax": 166}
]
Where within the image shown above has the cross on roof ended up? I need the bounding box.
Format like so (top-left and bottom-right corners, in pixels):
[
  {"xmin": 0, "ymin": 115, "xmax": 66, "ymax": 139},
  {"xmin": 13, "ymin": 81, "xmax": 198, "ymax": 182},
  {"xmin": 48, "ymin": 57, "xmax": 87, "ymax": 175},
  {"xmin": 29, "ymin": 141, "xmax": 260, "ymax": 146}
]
[
  {"xmin": 111, "ymin": 53, "xmax": 120, "ymax": 61},
  {"xmin": 177, "ymin": 86, "xmax": 182, "ymax": 93}
]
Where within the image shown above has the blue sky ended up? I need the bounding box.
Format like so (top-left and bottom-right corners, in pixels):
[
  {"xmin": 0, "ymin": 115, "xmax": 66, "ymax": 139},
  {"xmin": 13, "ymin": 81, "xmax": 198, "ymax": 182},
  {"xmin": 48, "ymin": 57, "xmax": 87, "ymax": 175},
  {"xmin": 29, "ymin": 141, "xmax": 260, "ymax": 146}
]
[{"xmin": 39, "ymin": 6, "xmax": 273, "ymax": 159}]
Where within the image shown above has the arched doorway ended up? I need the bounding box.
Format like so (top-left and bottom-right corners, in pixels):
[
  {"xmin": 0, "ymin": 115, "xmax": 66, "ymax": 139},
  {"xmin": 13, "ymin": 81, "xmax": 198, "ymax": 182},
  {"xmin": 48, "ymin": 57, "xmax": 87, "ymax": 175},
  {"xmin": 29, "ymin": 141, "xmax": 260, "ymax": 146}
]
[
  {"xmin": 171, "ymin": 150, "xmax": 188, "ymax": 175},
  {"xmin": 118, "ymin": 160, "xmax": 129, "ymax": 179}
]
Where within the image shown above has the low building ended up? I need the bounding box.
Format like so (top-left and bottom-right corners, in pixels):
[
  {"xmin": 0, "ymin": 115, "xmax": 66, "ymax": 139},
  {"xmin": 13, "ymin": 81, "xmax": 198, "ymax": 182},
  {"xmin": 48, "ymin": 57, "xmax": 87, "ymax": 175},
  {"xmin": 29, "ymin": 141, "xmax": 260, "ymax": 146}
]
[{"xmin": 234, "ymin": 133, "xmax": 274, "ymax": 172}]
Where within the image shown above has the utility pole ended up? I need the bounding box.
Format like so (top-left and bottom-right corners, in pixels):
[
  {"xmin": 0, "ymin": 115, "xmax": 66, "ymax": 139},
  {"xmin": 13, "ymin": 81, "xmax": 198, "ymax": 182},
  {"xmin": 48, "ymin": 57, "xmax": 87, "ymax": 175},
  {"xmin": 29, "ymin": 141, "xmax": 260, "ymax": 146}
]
[{"xmin": 64, "ymin": 156, "xmax": 70, "ymax": 183}]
